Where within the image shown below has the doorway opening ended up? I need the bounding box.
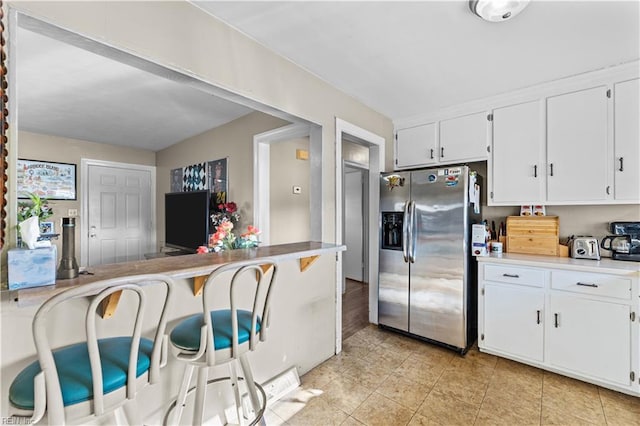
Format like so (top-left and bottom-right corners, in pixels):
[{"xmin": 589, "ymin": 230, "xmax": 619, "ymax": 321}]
[
  {"xmin": 335, "ymin": 118, "xmax": 385, "ymax": 350},
  {"xmin": 253, "ymin": 123, "xmax": 322, "ymax": 246},
  {"xmin": 343, "ymin": 162, "xmax": 370, "ymax": 340}
]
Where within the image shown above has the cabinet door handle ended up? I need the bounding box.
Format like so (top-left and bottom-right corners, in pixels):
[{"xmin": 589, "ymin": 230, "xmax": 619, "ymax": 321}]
[
  {"xmin": 536, "ymin": 310, "xmax": 541, "ymax": 324},
  {"xmin": 430, "ymin": 148, "xmax": 434, "ymax": 159},
  {"xmin": 440, "ymin": 147, "xmax": 445, "ymax": 158},
  {"xmin": 576, "ymin": 282, "xmax": 598, "ymax": 288},
  {"xmin": 502, "ymin": 273, "xmax": 520, "ymax": 278},
  {"xmin": 554, "ymin": 313, "xmax": 559, "ymax": 328},
  {"xmin": 534, "ymin": 165, "xmax": 537, "ymax": 178},
  {"xmin": 619, "ymin": 157, "xmax": 624, "ymax": 172},
  {"xmin": 606, "ymin": 186, "xmax": 611, "ymax": 195},
  {"xmin": 550, "ymin": 163, "xmax": 554, "ymax": 177}
]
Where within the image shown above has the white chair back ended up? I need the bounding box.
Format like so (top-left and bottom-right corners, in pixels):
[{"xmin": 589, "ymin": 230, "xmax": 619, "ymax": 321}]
[
  {"xmin": 201, "ymin": 259, "xmax": 278, "ymax": 364},
  {"xmin": 30, "ymin": 274, "xmax": 174, "ymax": 424}
]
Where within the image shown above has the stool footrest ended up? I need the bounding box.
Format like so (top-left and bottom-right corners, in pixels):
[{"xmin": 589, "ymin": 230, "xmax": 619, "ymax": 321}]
[{"xmin": 163, "ymin": 376, "xmax": 266, "ymax": 426}]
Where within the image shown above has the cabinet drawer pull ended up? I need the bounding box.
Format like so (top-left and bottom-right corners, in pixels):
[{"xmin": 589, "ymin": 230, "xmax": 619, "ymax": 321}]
[
  {"xmin": 534, "ymin": 165, "xmax": 537, "ymax": 178},
  {"xmin": 430, "ymin": 148, "xmax": 434, "ymax": 159},
  {"xmin": 536, "ymin": 310, "xmax": 541, "ymax": 324},
  {"xmin": 550, "ymin": 163, "xmax": 554, "ymax": 177},
  {"xmin": 619, "ymin": 157, "xmax": 624, "ymax": 172},
  {"xmin": 440, "ymin": 147, "xmax": 445, "ymax": 158},
  {"xmin": 554, "ymin": 313, "xmax": 559, "ymax": 328},
  {"xmin": 576, "ymin": 282, "xmax": 598, "ymax": 288},
  {"xmin": 502, "ymin": 273, "xmax": 520, "ymax": 278}
]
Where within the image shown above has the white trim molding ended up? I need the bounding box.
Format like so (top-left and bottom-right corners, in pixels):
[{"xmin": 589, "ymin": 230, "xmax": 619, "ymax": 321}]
[{"xmin": 335, "ymin": 118, "xmax": 385, "ymax": 353}]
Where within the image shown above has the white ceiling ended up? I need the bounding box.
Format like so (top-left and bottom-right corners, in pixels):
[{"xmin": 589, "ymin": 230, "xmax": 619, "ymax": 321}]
[
  {"xmin": 195, "ymin": 0, "xmax": 640, "ymax": 120},
  {"xmin": 17, "ymin": 1, "xmax": 640, "ymax": 151},
  {"xmin": 17, "ymin": 27, "xmax": 254, "ymax": 151}
]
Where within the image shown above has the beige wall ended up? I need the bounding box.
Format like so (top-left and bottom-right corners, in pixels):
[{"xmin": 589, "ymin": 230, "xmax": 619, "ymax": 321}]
[
  {"xmin": 155, "ymin": 111, "xmax": 290, "ymax": 249},
  {"xmin": 5, "ymin": 1, "xmax": 394, "ymax": 244},
  {"xmin": 270, "ymin": 137, "xmax": 311, "ymax": 244},
  {"xmin": 17, "ymin": 130, "xmax": 156, "ymax": 260}
]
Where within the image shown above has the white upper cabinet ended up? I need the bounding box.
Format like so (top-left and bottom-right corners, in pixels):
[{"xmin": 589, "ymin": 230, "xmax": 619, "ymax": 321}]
[
  {"xmin": 490, "ymin": 100, "xmax": 544, "ymax": 204},
  {"xmin": 395, "ymin": 62, "xmax": 638, "ymax": 205},
  {"xmin": 439, "ymin": 112, "xmax": 489, "ymax": 163},
  {"xmin": 546, "ymin": 86, "xmax": 609, "ymax": 202},
  {"xmin": 395, "ymin": 122, "xmax": 437, "ymax": 168},
  {"xmin": 395, "ymin": 112, "xmax": 488, "ymax": 169},
  {"xmin": 614, "ymin": 78, "xmax": 640, "ymax": 202}
]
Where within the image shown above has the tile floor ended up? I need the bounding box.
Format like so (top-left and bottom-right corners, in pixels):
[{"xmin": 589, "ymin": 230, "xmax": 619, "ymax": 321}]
[{"xmin": 264, "ymin": 325, "xmax": 640, "ymax": 425}]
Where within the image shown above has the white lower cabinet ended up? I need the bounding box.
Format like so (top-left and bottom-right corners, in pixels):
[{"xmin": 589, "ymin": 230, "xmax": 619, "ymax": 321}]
[
  {"xmin": 548, "ymin": 294, "xmax": 631, "ymax": 386},
  {"xmin": 479, "ymin": 259, "xmax": 639, "ymax": 396},
  {"xmin": 483, "ymin": 284, "xmax": 544, "ymax": 362}
]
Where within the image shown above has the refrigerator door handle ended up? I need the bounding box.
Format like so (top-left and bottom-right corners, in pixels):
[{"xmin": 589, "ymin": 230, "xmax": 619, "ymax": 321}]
[
  {"xmin": 409, "ymin": 201, "xmax": 417, "ymax": 263},
  {"xmin": 402, "ymin": 200, "xmax": 410, "ymax": 262}
]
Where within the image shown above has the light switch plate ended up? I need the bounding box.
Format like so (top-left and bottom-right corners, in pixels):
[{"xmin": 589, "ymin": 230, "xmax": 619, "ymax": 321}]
[{"xmin": 68, "ymin": 209, "xmax": 78, "ymax": 217}]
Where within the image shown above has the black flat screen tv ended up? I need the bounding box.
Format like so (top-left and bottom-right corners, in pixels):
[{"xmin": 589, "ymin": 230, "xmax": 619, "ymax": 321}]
[{"xmin": 165, "ymin": 190, "xmax": 210, "ymax": 253}]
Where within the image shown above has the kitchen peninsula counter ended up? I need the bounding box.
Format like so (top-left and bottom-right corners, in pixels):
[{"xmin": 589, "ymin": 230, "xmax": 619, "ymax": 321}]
[
  {"xmin": 477, "ymin": 252, "xmax": 640, "ymax": 276},
  {"xmin": 10, "ymin": 241, "xmax": 345, "ymax": 307},
  {"xmin": 1, "ymin": 241, "xmax": 345, "ymax": 422}
]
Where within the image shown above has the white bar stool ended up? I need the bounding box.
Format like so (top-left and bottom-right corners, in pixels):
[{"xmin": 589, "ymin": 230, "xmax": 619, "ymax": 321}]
[
  {"xmin": 165, "ymin": 259, "xmax": 278, "ymax": 426},
  {"xmin": 8, "ymin": 274, "xmax": 175, "ymax": 425}
]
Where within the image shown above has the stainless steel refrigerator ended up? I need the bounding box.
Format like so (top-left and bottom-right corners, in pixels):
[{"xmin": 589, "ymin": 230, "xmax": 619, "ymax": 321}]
[{"xmin": 378, "ymin": 166, "xmax": 481, "ymax": 353}]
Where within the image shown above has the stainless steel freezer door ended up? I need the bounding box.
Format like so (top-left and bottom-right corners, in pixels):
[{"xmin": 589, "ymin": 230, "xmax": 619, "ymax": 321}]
[
  {"xmin": 409, "ymin": 168, "xmax": 469, "ymax": 348},
  {"xmin": 378, "ymin": 249, "xmax": 409, "ymax": 331},
  {"xmin": 378, "ymin": 172, "xmax": 411, "ymax": 331},
  {"xmin": 379, "ymin": 172, "xmax": 410, "ymax": 212}
]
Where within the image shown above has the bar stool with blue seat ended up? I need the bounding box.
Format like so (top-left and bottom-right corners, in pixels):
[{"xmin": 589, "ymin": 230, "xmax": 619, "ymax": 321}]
[
  {"xmin": 8, "ymin": 274, "xmax": 175, "ymax": 425},
  {"xmin": 167, "ymin": 259, "xmax": 278, "ymax": 426}
]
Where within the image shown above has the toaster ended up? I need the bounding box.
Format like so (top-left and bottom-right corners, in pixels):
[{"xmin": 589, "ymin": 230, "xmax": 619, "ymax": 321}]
[{"xmin": 568, "ymin": 236, "xmax": 601, "ymax": 260}]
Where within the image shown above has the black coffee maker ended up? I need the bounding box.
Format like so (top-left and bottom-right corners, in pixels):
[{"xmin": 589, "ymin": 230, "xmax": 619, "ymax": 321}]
[{"xmin": 600, "ymin": 221, "xmax": 640, "ymax": 262}]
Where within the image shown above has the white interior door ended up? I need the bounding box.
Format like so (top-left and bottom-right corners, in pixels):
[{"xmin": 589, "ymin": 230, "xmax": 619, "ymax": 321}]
[
  {"xmin": 87, "ymin": 163, "xmax": 153, "ymax": 266},
  {"xmin": 344, "ymin": 168, "xmax": 363, "ymax": 281}
]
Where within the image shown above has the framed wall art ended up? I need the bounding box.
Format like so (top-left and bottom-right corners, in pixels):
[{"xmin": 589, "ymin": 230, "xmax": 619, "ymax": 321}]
[
  {"xmin": 17, "ymin": 159, "xmax": 77, "ymax": 200},
  {"xmin": 182, "ymin": 162, "xmax": 207, "ymax": 192},
  {"xmin": 208, "ymin": 157, "xmax": 228, "ymax": 206},
  {"xmin": 170, "ymin": 168, "xmax": 183, "ymax": 192}
]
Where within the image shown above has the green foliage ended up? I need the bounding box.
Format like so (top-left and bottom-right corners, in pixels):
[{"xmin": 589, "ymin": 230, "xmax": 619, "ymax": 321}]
[{"xmin": 17, "ymin": 192, "xmax": 53, "ymax": 223}]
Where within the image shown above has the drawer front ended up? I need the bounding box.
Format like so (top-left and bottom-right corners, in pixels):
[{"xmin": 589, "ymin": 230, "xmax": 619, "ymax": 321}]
[
  {"xmin": 507, "ymin": 236, "xmax": 559, "ymax": 256},
  {"xmin": 484, "ymin": 264, "xmax": 545, "ymax": 287},
  {"xmin": 551, "ymin": 270, "xmax": 631, "ymax": 300}
]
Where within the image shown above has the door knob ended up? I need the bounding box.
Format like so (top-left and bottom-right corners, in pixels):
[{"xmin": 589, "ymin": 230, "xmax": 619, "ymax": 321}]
[{"xmin": 89, "ymin": 226, "xmax": 97, "ymax": 238}]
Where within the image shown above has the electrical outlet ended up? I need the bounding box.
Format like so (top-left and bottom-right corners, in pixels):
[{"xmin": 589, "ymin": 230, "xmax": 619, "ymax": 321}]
[
  {"xmin": 68, "ymin": 209, "xmax": 78, "ymax": 217},
  {"xmin": 292, "ymin": 186, "xmax": 302, "ymax": 194}
]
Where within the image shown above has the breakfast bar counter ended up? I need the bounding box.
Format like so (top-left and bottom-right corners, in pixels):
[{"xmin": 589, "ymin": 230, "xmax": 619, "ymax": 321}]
[
  {"xmin": 10, "ymin": 241, "xmax": 345, "ymax": 306},
  {"xmin": 1, "ymin": 242, "xmax": 346, "ymax": 422}
]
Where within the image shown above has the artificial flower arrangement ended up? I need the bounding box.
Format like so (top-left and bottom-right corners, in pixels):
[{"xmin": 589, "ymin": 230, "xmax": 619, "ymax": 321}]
[
  {"xmin": 205, "ymin": 221, "xmax": 261, "ymax": 252},
  {"xmin": 210, "ymin": 202, "xmax": 240, "ymax": 229},
  {"xmin": 196, "ymin": 201, "xmax": 261, "ymax": 253}
]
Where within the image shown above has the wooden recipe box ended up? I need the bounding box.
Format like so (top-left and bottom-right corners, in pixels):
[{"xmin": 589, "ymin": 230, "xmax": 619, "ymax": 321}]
[{"xmin": 506, "ymin": 216, "xmax": 559, "ymax": 256}]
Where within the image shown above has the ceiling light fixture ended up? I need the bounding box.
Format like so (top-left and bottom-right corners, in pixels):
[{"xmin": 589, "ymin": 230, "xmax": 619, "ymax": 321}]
[{"xmin": 469, "ymin": 0, "xmax": 530, "ymax": 22}]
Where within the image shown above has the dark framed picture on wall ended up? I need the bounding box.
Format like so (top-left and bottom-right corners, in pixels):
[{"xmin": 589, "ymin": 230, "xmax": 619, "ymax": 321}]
[
  {"xmin": 17, "ymin": 159, "xmax": 77, "ymax": 200},
  {"xmin": 208, "ymin": 157, "xmax": 228, "ymax": 207},
  {"xmin": 170, "ymin": 168, "xmax": 183, "ymax": 192}
]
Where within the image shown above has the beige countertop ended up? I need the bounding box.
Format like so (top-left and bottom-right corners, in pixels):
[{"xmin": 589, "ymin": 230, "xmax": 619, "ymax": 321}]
[
  {"xmin": 10, "ymin": 241, "xmax": 345, "ymax": 306},
  {"xmin": 477, "ymin": 252, "xmax": 640, "ymax": 276}
]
